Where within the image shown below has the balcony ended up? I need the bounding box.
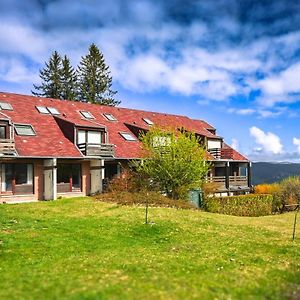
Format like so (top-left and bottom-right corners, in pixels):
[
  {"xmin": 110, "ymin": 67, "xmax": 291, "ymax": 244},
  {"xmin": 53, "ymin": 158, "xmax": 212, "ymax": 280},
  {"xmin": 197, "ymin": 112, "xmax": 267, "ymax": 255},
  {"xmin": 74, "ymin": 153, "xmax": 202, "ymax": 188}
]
[
  {"xmin": 0, "ymin": 139, "xmax": 17, "ymax": 156},
  {"xmin": 206, "ymin": 176, "xmax": 248, "ymax": 190},
  {"xmin": 208, "ymin": 148, "xmax": 234, "ymax": 159},
  {"xmin": 77, "ymin": 143, "xmax": 114, "ymax": 158}
]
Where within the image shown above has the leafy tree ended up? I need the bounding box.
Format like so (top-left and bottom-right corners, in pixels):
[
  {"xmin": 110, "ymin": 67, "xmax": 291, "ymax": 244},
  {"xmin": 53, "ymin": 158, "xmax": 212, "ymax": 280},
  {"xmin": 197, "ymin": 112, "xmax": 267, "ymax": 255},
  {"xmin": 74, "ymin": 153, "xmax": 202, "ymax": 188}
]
[
  {"xmin": 32, "ymin": 51, "xmax": 63, "ymax": 99},
  {"xmin": 77, "ymin": 43, "xmax": 119, "ymax": 106},
  {"xmin": 135, "ymin": 127, "xmax": 211, "ymax": 199},
  {"xmin": 60, "ymin": 55, "xmax": 78, "ymax": 101}
]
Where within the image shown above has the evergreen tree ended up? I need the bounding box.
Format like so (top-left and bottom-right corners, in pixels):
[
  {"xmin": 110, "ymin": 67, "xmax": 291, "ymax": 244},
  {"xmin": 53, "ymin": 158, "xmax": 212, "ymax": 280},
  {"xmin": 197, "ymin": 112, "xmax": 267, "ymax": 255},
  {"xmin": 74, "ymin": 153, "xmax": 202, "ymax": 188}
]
[
  {"xmin": 77, "ymin": 43, "xmax": 119, "ymax": 106},
  {"xmin": 32, "ymin": 51, "xmax": 63, "ymax": 99},
  {"xmin": 60, "ymin": 55, "xmax": 78, "ymax": 100}
]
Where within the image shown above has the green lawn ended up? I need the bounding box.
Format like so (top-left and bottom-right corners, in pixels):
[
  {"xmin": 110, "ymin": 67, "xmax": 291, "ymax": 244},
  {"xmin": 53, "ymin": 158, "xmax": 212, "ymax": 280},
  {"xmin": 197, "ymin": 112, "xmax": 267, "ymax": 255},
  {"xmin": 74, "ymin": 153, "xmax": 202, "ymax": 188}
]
[{"xmin": 0, "ymin": 197, "xmax": 300, "ymax": 300}]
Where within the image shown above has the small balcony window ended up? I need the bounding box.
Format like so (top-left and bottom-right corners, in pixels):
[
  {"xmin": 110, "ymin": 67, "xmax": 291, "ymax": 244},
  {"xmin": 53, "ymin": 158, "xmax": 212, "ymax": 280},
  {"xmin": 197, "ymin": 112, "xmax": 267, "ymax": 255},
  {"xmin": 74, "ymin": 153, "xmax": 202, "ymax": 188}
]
[
  {"xmin": 15, "ymin": 124, "xmax": 36, "ymax": 136},
  {"xmin": 80, "ymin": 111, "xmax": 94, "ymax": 119},
  {"xmin": 120, "ymin": 132, "xmax": 137, "ymax": 141},
  {"xmin": 36, "ymin": 106, "xmax": 50, "ymax": 114},
  {"xmin": 143, "ymin": 118, "xmax": 154, "ymax": 125},
  {"xmin": 0, "ymin": 102, "xmax": 13, "ymax": 110},
  {"xmin": 47, "ymin": 107, "xmax": 60, "ymax": 115},
  {"xmin": 103, "ymin": 113, "xmax": 117, "ymax": 121}
]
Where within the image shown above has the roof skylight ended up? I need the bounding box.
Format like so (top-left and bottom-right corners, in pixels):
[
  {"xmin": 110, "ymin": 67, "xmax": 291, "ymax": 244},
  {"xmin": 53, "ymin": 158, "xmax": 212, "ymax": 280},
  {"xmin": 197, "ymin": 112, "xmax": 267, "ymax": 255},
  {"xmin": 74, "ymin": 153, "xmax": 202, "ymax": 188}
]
[
  {"xmin": 103, "ymin": 113, "xmax": 117, "ymax": 121},
  {"xmin": 47, "ymin": 107, "xmax": 60, "ymax": 115},
  {"xmin": 119, "ymin": 132, "xmax": 137, "ymax": 141},
  {"xmin": 36, "ymin": 106, "xmax": 50, "ymax": 114},
  {"xmin": 80, "ymin": 111, "xmax": 95, "ymax": 119},
  {"xmin": 15, "ymin": 124, "xmax": 36, "ymax": 136},
  {"xmin": 0, "ymin": 102, "xmax": 13, "ymax": 110},
  {"xmin": 143, "ymin": 118, "xmax": 154, "ymax": 125}
]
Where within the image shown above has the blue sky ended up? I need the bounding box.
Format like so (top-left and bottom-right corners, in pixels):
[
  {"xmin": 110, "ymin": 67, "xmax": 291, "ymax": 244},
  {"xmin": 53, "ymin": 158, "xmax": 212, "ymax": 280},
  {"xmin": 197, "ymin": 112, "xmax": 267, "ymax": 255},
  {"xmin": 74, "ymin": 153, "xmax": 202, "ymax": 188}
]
[{"xmin": 1, "ymin": 0, "xmax": 300, "ymax": 162}]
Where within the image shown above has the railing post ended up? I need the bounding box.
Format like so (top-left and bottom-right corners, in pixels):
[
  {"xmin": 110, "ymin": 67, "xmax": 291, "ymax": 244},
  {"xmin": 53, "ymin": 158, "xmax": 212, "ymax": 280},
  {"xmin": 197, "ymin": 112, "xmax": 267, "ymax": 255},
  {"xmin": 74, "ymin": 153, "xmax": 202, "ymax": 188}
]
[{"xmin": 225, "ymin": 161, "xmax": 230, "ymax": 190}]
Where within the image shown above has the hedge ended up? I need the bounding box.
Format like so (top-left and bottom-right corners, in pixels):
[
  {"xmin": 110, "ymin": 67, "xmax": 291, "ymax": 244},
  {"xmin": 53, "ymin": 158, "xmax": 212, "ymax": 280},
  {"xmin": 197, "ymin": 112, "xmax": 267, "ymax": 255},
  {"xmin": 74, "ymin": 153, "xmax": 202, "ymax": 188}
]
[{"xmin": 203, "ymin": 194, "xmax": 274, "ymax": 217}]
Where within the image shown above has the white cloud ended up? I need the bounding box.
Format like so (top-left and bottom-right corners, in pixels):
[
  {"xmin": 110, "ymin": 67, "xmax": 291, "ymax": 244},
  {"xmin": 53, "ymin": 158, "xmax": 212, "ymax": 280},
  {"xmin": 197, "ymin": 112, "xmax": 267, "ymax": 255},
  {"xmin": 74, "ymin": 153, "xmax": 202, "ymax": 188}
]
[
  {"xmin": 249, "ymin": 126, "xmax": 283, "ymax": 154},
  {"xmin": 258, "ymin": 62, "xmax": 300, "ymax": 107},
  {"xmin": 228, "ymin": 108, "xmax": 255, "ymax": 115},
  {"xmin": 293, "ymin": 137, "xmax": 300, "ymax": 154}
]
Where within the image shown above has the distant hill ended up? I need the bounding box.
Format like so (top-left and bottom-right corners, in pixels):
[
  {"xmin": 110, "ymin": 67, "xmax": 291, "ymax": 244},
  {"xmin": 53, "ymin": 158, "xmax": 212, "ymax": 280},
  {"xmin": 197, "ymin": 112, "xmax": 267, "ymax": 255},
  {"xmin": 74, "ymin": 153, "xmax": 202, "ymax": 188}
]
[{"xmin": 252, "ymin": 162, "xmax": 300, "ymax": 185}]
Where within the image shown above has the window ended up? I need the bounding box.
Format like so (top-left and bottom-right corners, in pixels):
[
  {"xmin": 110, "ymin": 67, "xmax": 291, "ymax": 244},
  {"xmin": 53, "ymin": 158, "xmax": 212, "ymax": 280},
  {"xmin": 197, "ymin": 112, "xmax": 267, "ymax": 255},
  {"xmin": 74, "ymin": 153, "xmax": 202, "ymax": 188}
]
[
  {"xmin": 47, "ymin": 107, "xmax": 60, "ymax": 115},
  {"xmin": 87, "ymin": 131, "xmax": 101, "ymax": 144},
  {"xmin": 80, "ymin": 111, "xmax": 94, "ymax": 119},
  {"xmin": 1, "ymin": 164, "xmax": 33, "ymax": 194},
  {"xmin": 36, "ymin": 106, "xmax": 50, "ymax": 114},
  {"xmin": 103, "ymin": 113, "xmax": 117, "ymax": 121},
  {"xmin": 120, "ymin": 132, "xmax": 136, "ymax": 141},
  {"xmin": 15, "ymin": 124, "xmax": 36, "ymax": 136},
  {"xmin": 0, "ymin": 126, "xmax": 6, "ymax": 139},
  {"xmin": 0, "ymin": 102, "xmax": 13, "ymax": 110},
  {"xmin": 143, "ymin": 118, "xmax": 154, "ymax": 125},
  {"xmin": 57, "ymin": 163, "xmax": 81, "ymax": 193},
  {"xmin": 77, "ymin": 130, "xmax": 103, "ymax": 145}
]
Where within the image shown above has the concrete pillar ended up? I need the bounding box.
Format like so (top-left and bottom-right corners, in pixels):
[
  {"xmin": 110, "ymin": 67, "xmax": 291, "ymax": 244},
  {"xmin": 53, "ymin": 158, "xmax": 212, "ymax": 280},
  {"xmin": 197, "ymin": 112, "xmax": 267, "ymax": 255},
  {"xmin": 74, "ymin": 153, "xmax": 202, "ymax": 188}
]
[
  {"xmin": 90, "ymin": 159, "xmax": 104, "ymax": 194},
  {"xmin": 43, "ymin": 158, "xmax": 57, "ymax": 200},
  {"xmin": 225, "ymin": 161, "xmax": 230, "ymax": 191},
  {"xmin": 247, "ymin": 162, "xmax": 252, "ymax": 188}
]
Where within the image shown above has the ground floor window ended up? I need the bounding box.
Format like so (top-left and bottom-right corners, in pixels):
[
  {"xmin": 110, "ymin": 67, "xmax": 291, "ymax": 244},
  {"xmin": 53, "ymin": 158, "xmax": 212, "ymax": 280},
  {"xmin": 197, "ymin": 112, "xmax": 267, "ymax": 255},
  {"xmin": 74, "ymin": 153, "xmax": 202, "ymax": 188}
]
[
  {"xmin": 1, "ymin": 163, "xmax": 33, "ymax": 194},
  {"xmin": 57, "ymin": 163, "xmax": 81, "ymax": 193}
]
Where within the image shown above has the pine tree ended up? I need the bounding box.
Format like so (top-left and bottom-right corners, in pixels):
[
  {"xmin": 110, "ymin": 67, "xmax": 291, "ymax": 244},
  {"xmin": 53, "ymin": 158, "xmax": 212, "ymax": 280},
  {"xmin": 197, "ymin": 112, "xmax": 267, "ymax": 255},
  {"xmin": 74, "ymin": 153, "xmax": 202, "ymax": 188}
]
[
  {"xmin": 60, "ymin": 55, "xmax": 78, "ymax": 101},
  {"xmin": 77, "ymin": 43, "xmax": 119, "ymax": 106},
  {"xmin": 32, "ymin": 51, "xmax": 63, "ymax": 99}
]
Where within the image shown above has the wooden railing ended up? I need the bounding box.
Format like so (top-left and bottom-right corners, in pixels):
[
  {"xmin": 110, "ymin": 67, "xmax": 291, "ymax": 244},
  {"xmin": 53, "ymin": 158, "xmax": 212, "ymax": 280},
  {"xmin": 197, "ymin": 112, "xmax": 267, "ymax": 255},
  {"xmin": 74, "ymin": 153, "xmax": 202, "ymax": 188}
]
[
  {"xmin": 208, "ymin": 148, "xmax": 221, "ymax": 159},
  {"xmin": 229, "ymin": 176, "xmax": 248, "ymax": 186},
  {"xmin": 206, "ymin": 176, "xmax": 248, "ymax": 190},
  {"xmin": 207, "ymin": 176, "xmax": 226, "ymax": 189},
  {"xmin": 208, "ymin": 147, "xmax": 234, "ymax": 159},
  {"xmin": 77, "ymin": 143, "xmax": 114, "ymax": 157},
  {"xmin": 0, "ymin": 139, "xmax": 16, "ymax": 156}
]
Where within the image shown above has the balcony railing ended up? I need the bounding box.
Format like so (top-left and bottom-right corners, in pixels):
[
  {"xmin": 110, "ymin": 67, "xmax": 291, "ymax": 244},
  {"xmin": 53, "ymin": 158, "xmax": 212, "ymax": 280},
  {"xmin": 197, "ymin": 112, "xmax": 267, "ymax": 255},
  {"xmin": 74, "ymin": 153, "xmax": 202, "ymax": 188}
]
[
  {"xmin": 206, "ymin": 176, "xmax": 226, "ymax": 189},
  {"xmin": 0, "ymin": 139, "xmax": 17, "ymax": 156},
  {"xmin": 77, "ymin": 143, "xmax": 114, "ymax": 157},
  {"xmin": 208, "ymin": 148, "xmax": 221, "ymax": 159},
  {"xmin": 229, "ymin": 176, "xmax": 248, "ymax": 186},
  {"xmin": 208, "ymin": 148, "xmax": 234, "ymax": 159},
  {"xmin": 206, "ymin": 176, "xmax": 248, "ymax": 190}
]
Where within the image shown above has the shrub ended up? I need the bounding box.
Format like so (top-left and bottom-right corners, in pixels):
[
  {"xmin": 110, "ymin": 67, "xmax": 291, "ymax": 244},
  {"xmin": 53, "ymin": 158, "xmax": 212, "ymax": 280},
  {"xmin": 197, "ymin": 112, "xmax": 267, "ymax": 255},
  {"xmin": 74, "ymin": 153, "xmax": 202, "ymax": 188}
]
[
  {"xmin": 107, "ymin": 168, "xmax": 150, "ymax": 193},
  {"xmin": 278, "ymin": 176, "xmax": 300, "ymax": 212},
  {"xmin": 203, "ymin": 194, "xmax": 274, "ymax": 217},
  {"xmin": 254, "ymin": 183, "xmax": 281, "ymax": 195},
  {"xmin": 94, "ymin": 191, "xmax": 195, "ymax": 209}
]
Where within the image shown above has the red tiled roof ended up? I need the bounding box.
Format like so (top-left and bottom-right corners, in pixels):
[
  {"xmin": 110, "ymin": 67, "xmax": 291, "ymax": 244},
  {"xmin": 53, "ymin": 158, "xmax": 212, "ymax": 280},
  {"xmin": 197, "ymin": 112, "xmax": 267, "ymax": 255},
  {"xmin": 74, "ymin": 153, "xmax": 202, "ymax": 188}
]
[{"xmin": 0, "ymin": 92, "xmax": 248, "ymax": 161}]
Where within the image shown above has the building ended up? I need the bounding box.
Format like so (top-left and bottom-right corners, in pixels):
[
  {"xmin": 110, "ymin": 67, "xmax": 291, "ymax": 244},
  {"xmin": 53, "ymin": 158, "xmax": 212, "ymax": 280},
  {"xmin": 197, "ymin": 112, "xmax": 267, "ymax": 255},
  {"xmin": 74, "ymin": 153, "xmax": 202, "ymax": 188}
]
[{"xmin": 0, "ymin": 92, "xmax": 251, "ymax": 203}]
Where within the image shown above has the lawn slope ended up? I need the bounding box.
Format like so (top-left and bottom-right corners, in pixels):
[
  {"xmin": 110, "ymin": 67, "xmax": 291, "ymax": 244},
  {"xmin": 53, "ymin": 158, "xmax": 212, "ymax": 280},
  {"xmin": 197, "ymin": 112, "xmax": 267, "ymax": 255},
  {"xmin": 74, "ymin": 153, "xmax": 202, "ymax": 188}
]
[{"xmin": 0, "ymin": 197, "xmax": 300, "ymax": 300}]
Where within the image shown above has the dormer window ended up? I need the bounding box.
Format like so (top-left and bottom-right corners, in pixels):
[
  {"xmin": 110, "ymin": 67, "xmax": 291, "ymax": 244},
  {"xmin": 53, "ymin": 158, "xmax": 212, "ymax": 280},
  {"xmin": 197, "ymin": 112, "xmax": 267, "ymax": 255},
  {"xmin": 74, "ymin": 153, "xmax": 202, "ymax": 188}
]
[
  {"xmin": 103, "ymin": 113, "xmax": 117, "ymax": 121},
  {"xmin": 36, "ymin": 106, "xmax": 50, "ymax": 114},
  {"xmin": 120, "ymin": 132, "xmax": 136, "ymax": 141},
  {"xmin": 0, "ymin": 102, "xmax": 13, "ymax": 110},
  {"xmin": 143, "ymin": 118, "xmax": 154, "ymax": 125},
  {"xmin": 80, "ymin": 111, "xmax": 94, "ymax": 119},
  {"xmin": 47, "ymin": 107, "xmax": 60, "ymax": 115},
  {"xmin": 15, "ymin": 124, "xmax": 36, "ymax": 136}
]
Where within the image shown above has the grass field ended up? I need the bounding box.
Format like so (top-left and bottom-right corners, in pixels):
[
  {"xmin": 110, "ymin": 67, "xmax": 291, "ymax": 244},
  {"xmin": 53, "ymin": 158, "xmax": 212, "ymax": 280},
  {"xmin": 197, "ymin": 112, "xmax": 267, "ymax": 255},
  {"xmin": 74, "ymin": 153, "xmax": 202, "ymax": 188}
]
[{"xmin": 1, "ymin": 197, "xmax": 300, "ymax": 300}]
